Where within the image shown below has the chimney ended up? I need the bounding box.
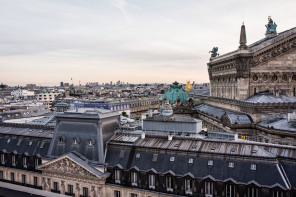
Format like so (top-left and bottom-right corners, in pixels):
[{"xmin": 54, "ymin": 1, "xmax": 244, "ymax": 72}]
[
  {"xmin": 168, "ymin": 134, "xmax": 173, "ymax": 141},
  {"xmin": 239, "ymin": 23, "xmax": 248, "ymax": 50},
  {"xmin": 148, "ymin": 108, "xmax": 153, "ymax": 118},
  {"xmin": 141, "ymin": 132, "xmax": 145, "ymax": 139}
]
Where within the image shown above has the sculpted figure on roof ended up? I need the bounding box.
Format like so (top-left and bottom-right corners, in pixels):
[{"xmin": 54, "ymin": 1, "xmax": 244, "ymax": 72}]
[
  {"xmin": 209, "ymin": 47, "xmax": 219, "ymax": 58},
  {"xmin": 265, "ymin": 16, "xmax": 277, "ymax": 34}
]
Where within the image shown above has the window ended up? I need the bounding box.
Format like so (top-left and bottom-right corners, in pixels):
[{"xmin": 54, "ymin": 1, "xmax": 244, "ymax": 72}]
[
  {"xmin": 205, "ymin": 181, "xmax": 214, "ymax": 196},
  {"xmin": 88, "ymin": 139, "xmax": 93, "ymax": 146},
  {"xmin": 226, "ymin": 184, "xmax": 236, "ymax": 197},
  {"xmin": 82, "ymin": 187, "xmax": 88, "ymax": 197},
  {"xmin": 12, "ymin": 155, "xmax": 16, "ymax": 166},
  {"xmin": 152, "ymin": 154, "xmax": 158, "ymax": 162},
  {"xmin": 68, "ymin": 184, "xmax": 73, "ymax": 194},
  {"xmin": 273, "ymin": 190, "xmax": 283, "ymax": 197},
  {"xmin": 114, "ymin": 190, "xmax": 120, "ymax": 197},
  {"xmin": 23, "ymin": 157, "xmax": 27, "ymax": 168},
  {"xmin": 73, "ymin": 137, "xmax": 77, "ymax": 144},
  {"xmin": 131, "ymin": 194, "xmax": 137, "ymax": 197},
  {"xmin": 0, "ymin": 170, "xmax": 4, "ymax": 179},
  {"xmin": 1, "ymin": 153, "xmax": 4, "ymax": 164},
  {"xmin": 248, "ymin": 187, "xmax": 258, "ymax": 197},
  {"xmin": 53, "ymin": 182, "xmax": 59, "ymax": 191},
  {"xmin": 148, "ymin": 174, "xmax": 155, "ymax": 189},
  {"xmin": 250, "ymin": 164, "xmax": 256, "ymax": 171},
  {"xmin": 170, "ymin": 156, "xmax": 175, "ymax": 162},
  {"xmin": 185, "ymin": 179, "xmax": 193, "ymax": 195},
  {"xmin": 11, "ymin": 172, "xmax": 15, "ymax": 182},
  {"xmin": 228, "ymin": 162, "xmax": 234, "ymax": 168},
  {"xmin": 119, "ymin": 150, "xmax": 125, "ymax": 158},
  {"xmin": 58, "ymin": 136, "xmax": 64, "ymax": 143},
  {"xmin": 22, "ymin": 174, "xmax": 26, "ymax": 184},
  {"xmin": 35, "ymin": 158, "xmax": 39, "ymax": 167},
  {"xmin": 34, "ymin": 177, "xmax": 38, "ymax": 186},
  {"xmin": 208, "ymin": 160, "xmax": 213, "ymax": 166},
  {"xmin": 188, "ymin": 158, "xmax": 194, "ymax": 164},
  {"xmin": 115, "ymin": 169, "xmax": 121, "ymax": 183},
  {"xmin": 166, "ymin": 176, "xmax": 173, "ymax": 192},
  {"xmin": 136, "ymin": 153, "xmax": 140, "ymax": 159},
  {"xmin": 131, "ymin": 172, "xmax": 138, "ymax": 186}
]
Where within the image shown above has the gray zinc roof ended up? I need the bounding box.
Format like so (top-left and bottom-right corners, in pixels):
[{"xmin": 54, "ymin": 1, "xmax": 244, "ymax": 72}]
[{"xmin": 244, "ymin": 92, "xmax": 296, "ymax": 103}]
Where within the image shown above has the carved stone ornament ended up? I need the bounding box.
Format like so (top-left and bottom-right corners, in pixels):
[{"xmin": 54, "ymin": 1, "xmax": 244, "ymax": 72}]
[{"xmin": 40, "ymin": 157, "xmax": 96, "ymax": 178}]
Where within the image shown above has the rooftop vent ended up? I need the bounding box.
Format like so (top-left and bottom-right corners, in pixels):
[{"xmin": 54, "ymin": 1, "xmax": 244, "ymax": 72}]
[{"xmin": 168, "ymin": 134, "xmax": 173, "ymax": 141}]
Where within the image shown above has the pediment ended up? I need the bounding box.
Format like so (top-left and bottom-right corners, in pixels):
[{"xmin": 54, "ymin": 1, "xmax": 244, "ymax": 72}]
[{"xmin": 37, "ymin": 156, "xmax": 97, "ymax": 178}]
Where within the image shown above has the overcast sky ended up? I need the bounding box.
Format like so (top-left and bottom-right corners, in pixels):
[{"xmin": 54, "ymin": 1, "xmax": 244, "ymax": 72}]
[{"xmin": 0, "ymin": 0, "xmax": 296, "ymax": 86}]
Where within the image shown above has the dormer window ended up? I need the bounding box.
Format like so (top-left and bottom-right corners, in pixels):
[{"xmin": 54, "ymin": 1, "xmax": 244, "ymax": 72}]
[
  {"xmin": 166, "ymin": 176, "xmax": 173, "ymax": 192},
  {"xmin": 185, "ymin": 178, "xmax": 193, "ymax": 195},
  {"xmin": 23, "ymin": 156, "xmax": 27, "ymax": 168},
  {"xmin": 136, "ymin": 153, "xmax": 140, "ymax": 159},
  {"xmin": 115, "ymin": 169, "xmax": 121, "ymax": 184},
  {"xmin": 1, "ymin": 153, "xmax": 4, "ymax": 164},
  {"xmin": 12, "ymin": 155, "xmax": 16, "ymax": 166},
  {"xmin": 88, "ymin": 139, "xmax": 92, "ymax": 146},
  {"xmin": 148, "ymin": 174, "xmax": 155, "ymax": 189},
  {"xmin": 35, "ymin": 158, "xmax": 39, "ymax": 167},
  {"xmin": 131, "ymin": 171, "xmax": 138, "ymax": 186},
  {"xmin": 73, "ymin": 137, "xmax": 77, "ymax": 145}
]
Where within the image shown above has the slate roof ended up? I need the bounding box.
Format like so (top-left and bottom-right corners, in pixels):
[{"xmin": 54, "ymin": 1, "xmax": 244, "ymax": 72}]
[
  {"xmin": 194, "ymin": 104, "xmax": 253, "ymax": 124},
  {"xmin": 0, "ymin": 125, "xmax": 53, "ymax": 139},
  {"xmin": 244, "ymin": 92, "xmax": 296, "ymax": 103},
  {"xmin": 144, "ymin": 114, "xmax": 198, "ymax": 123},
  {"xmin": 0, "ymin": 137, "xmax": 50, "ymax": 157},
  {"xmin": 188, "ymin": 89, "xmax": 210, "ymax": 97},
  {"xmin": 258, "ymin": 119, "xmax": 296, "ymax": 132},
  {"xmin": 106, "ymin": 147, "xmax": 289, "ymax": 189}
]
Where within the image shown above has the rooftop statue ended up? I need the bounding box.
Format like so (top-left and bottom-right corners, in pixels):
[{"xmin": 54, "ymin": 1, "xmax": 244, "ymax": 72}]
[
  {"xmin": 265, "ymin": 16, "xmax": 277, "ymax": 34},
  {"xmin": 185, "ymin": 80, "xmax": 192, "ymax": 91},
  {"xmin": 209, "ymin": 47, "xmax": 219, "ymax": 58}
]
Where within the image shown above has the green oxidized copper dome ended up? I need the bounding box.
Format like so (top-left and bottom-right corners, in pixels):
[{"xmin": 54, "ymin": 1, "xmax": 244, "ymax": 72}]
[{"xmin": 162, "ymin": 81, "xmax": 189, "ymax": 104}]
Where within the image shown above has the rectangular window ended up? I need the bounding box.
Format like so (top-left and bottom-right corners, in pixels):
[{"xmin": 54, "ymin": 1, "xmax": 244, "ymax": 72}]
[
  {"xmin": 34, "ymin": 177, "xmax": 38, "ymax": 186},
  {"xmin": 12, "ymin": 155, "xmax": 16, "ymax": 166},
  {"xmin": 131, "ymin": 194, "xmax": 137, "ymax": 197},
  {"xmin": 114, "ymin": 190, "xmax": 120, "ymax": 197},
  {"xmin": 131, "ymin": 172, "xmax": 137, "ymax": 186},
  {"xmin": 53, "ymin": 182, "xmax": 59, "ymax": 191},
  {"xmin": 208, "ymin": 160, "xmax": 213, "ymax": 166},
  {"xmin": 22, "ymin": 174, "xmax": 26, "ymax": 184},
  {"xmin": 1, "ymin": 153, "xmax": 4, "ymax": 164},
  {"xmin": 148, "ymin": 174, "xmax": 155, "ymax": 189},
  {"xmin": 248, "ymin": 187, "xmax": 258, "ymax": 197},
  {"xmin": 205, "ymin": 181, "xmax": 214, "ymax": 195},
  {"xmin": 228, "ymin": 162, "xmax": 234, "ymax": 168},
  {"xmin": 68, "ymin": 184, "xmax": 73, "ymax": 194},
  {"xmin": 135, "ymin": 153, "xmax": 140, "ymax": 159},
  {"xmin": 273, "ymin": 190, "xmax": 283, "ymax": 197},
  {"xmin": 188, "ymin": 158, "xmax": 194, "ymax": 164},
  {"xmin": 11, "ymin": 172, "xmax": 15, "ymax": 182},
  {"xmin": 35, "ymin": 158, "xmax": 39, "ymax": 167},
  {"xmin": 23, "ymin": 157, "xmax": 27, "ymax": 168},
  {"xmin": 83, "ymin": 187, "xmax": 88, "ymax": 197},
  {"xmin": 185, "ymin": 179, "xmax": 193, "ymax": 195},
  {"xmin": 250, "ymin": 164, "xmax": 256, "ymax": 171},
  {"xmin": 226, "ymin": 184, "xmax": 236, "ymax": 197},
  {"xmin": 152, "ymin": 154, "xmax": 158, "ymax": 162},
  {"xmin": 115, "ymin": 169, "xmax": 121, "ymax": 183},
  {"xmin": 166, "ymin": 176, "xmax": 173, "ymax": 192},
  {"xmin": 169, "ymin": 156, "xmax": 175, "ymax": 162},
  {"xmin": 0, "ymin": 170, "xmax": 4, "ymax": 179}
]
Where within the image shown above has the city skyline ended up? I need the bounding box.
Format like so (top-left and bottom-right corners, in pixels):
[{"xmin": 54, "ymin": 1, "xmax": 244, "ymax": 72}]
[{"xmin": 1, "ymin": 0, "xmax": 296, "ymax": 86}]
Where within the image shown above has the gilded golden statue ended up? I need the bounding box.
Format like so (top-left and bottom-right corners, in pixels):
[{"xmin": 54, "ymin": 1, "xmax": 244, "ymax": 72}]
[{"xmin": 185, "ymin": 80, "xmax": 192, "ymax": 91}]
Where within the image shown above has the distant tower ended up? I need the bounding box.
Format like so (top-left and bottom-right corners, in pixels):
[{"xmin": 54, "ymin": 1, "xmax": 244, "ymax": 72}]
[{"xmin": 239, "ymin": 23, "xmax": 248, "ymax": 50}]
